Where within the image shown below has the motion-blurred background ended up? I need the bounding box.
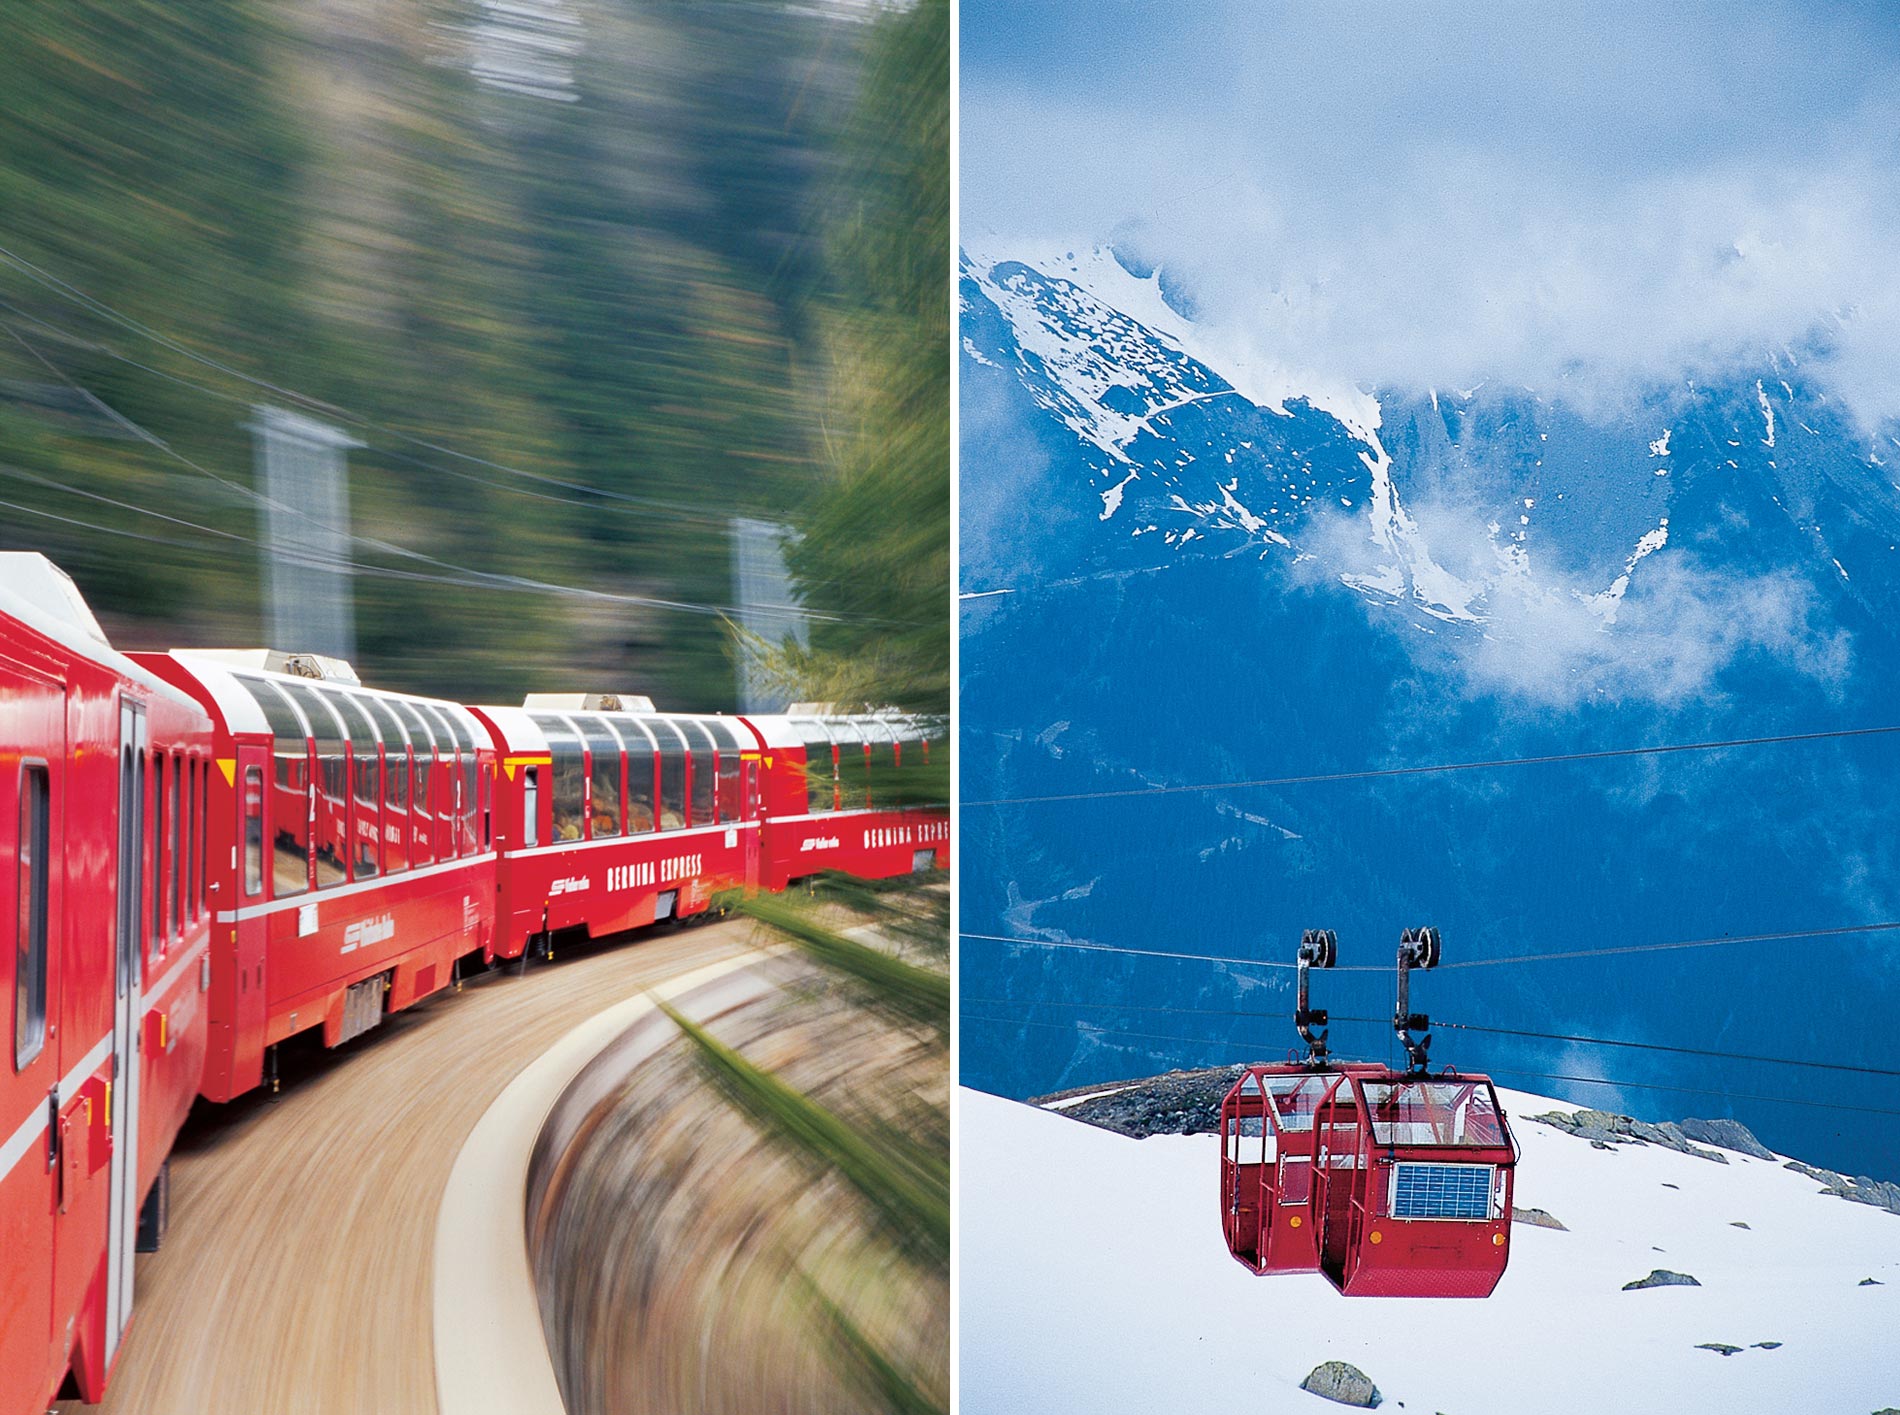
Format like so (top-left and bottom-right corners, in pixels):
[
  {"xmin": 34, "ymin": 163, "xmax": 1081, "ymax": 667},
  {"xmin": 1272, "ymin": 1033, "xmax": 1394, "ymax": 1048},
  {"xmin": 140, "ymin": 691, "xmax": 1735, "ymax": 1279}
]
[{"xmin": 0, "ymin": 0, "xmax": 947, "ymax": 714}]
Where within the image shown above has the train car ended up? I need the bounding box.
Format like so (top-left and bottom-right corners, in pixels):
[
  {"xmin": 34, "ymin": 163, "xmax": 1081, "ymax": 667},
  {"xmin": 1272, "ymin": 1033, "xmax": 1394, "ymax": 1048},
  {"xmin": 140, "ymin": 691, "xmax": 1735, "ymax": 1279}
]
[
  {"xmin": 470, "ymin": 696, "xmax": 760, "ymax": 959},
  {"xmin": 132, "ymin": 651, "xmax": 498, "ymax": 1102},
  {"xmin": 745, "ymin": 711, "xmax": 949, "ymax": 891},
  {"xmin": 2, "ymin": 554, "xmax": 214, "ymax": 1414}
]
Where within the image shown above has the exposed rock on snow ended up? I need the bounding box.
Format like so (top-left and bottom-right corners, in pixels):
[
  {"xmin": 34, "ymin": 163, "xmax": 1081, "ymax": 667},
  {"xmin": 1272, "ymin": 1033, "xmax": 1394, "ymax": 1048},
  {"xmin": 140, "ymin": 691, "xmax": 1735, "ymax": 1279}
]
[
  {"xmin": 1679, "ymin": 1118, "xmax": 1777, "ymax": 1160},
  {"xmin": 1624, "ymin": 1270, "xmax": 1702, "ymax": 1290},
  {"xmin": 1300, "ymin": 1361, "xmax": 1381, "ymax": 1408},
  {"xmin": 1698, "ymin": 1343, "xmax": 1744, "ymax": 1356},
  {"xmin": 1513, "ymin": 1206, "xmax": 1569, "ymax": 1230},
  {"xmin": 1782, "ymin": 1161, "xmax": 1900, "ymax": 1217},
  {"xmin": 1530, "ymin": 1108, "xmax": 1730, "ymax": 1163}
]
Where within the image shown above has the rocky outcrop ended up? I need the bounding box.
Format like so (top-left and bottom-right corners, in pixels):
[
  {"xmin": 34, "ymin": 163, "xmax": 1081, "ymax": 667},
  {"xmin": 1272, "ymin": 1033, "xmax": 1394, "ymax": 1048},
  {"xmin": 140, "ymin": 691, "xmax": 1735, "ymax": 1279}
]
[
  {"xmin": 1512, "ymin": 1206, "xmax": 1567, "ymax": 1230},
  {"xmin": 1696, "ymin": 1343, "xmax": 1743, "ymax": 1356},
  {"xmin": 1033, "ymin": 1065, "xmax": 1242, "ymax": 1138},
  {"xmin": 1299, "ymin": 1361, "xmax": 1381, "ymax": 1408},
  {"xmin": 1624, "ymin": 1269, "xmax": 1700, "ymax": 1290},
  {"xmin": 1678, "ymin": 1118, "xmax": 1777, "ymax": 1160},
  {"xmin": 1529, "ymin": 1109, "xmax": 1729, "ymax": 1163},
  {"xmin": 1783, "ymin": 1161, "xmax": 1900, "ymax": 1218}
]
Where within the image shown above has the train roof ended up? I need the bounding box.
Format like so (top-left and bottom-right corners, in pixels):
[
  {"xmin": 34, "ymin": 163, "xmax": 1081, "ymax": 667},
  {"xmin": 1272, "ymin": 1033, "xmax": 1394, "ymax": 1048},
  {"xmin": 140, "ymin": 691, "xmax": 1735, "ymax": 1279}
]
[
  {"xmin": 160, "ymin": 650, "xmax": 492, "ymax": 747},
  {"xmin": 0, "ymin": 552, "xmax": 203, "ymax": 705}
]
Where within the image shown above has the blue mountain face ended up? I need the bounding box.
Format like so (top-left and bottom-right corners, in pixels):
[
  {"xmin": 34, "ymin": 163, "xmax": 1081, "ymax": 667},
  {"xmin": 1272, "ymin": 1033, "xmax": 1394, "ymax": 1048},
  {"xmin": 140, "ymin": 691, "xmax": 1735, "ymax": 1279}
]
[{"xmin": 960, "ymin": 247, "xmax": 1900, "ymax": 1181}]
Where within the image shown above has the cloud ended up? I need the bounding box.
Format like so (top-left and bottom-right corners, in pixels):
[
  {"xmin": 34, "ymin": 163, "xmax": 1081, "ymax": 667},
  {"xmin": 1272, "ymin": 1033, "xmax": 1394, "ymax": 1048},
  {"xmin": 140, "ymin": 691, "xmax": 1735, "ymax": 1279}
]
[
  {"xmin": 1306, "ymin": 499, "xmax": 1852, "ymax": 708},
  {"xmin": 962, "ymin": 1, "xmax": 1900, "ymax": 434}
]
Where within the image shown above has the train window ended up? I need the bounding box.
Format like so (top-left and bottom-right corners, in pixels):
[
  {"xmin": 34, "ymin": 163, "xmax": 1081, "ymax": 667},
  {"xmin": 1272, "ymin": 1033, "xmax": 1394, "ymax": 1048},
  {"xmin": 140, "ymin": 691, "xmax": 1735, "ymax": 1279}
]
[
  {"xmin": 618, "ymin": 719, "xmax": 657, "ymax": 833},
  {"xmin": 864, "ymin": 721, "xmax": 899, "ymax": 807},
  {"xmin": 14, "ymin": 763, "xmax": 49, "ymax": 1070},
  {"xmin": 243, "ymin": 678, "xmax": 312, "ymax": 898},
  {"xmin": 832, "ymin": 721, "xmax": 869, "ymax": 810},
  {"xmin": 794, "ymin": 719, "xmax": 836, "ymax": 814},
  {"xmin": 576, "ymin": 715, "xmax": 624, "ymax": 838},
  {"xmin": 649, "ymin": 720, "xmax": 688, "ymax": 831},
  {"xmin": 168, "ymin": 752, "xmax": 182, "ymax": 938},
  {"xmin": 243, "ymin": 767, "xmax": 264, "ymax": 896},
  {"xmin": 420, "ymin": 704, "xmax": 463, "ymax": 859},
  {"xmin": 152, "ymin": 752, "xmax": 168, "ymax": 954},
  {"xmin": 394, "ymin": 701, "xmax": 436, "ymax": 867},
  {"xmin": 360, "ymin": 696, "xmax": 409, "ymax": 874},
  {"xmin": 522, "ymin": 767, "xmax": 540, "ymax": 848},
  {"xmin": 185, "ymin": 758, "xmax": 198, "ymax": 922},
  {"xmin": 532, "ymin": 714, "xmax": 588, "ymax": 842},
  {"xmin": 332, "ymin": 693, "xmax": 381, "ymax": 880},
  {"xmin": 680, "ymin": 721, "xmax": 716, "ymax": 829},
  {"xmin": 442, "ymin": 709, "xmax": 481, "ymax": 855},
  {"xmin": 705, "ymin": 719, "xmax": 746, "ymax": 823},
  {"xmin": 282, "ymin": 684, "xmax": 349, "ymax": 889}
]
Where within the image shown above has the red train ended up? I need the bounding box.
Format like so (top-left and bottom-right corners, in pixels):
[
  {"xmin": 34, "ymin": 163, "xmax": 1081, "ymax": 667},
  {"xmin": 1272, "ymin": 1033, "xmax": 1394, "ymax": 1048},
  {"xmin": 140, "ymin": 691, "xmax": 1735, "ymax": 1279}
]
[{"xmin": 0, "ymin": 555, "xmax": 947, "ymax": 1415}]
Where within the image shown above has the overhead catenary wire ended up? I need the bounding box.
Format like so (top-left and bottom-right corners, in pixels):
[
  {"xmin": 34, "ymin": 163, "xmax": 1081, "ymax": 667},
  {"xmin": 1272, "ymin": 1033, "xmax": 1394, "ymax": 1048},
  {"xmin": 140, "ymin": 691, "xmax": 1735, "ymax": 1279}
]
[
  {"xmin": 958, "ymin": 919, "xmax": 1900, "ymax": 972},
  {"xmin": 960, "ymin": 994, "xmax": 1900, "ymax": 1080},
  {"xmin": 0, "ymin": 278, "xmax": 908, "ymax": 616},
  {"xmin": 0, "ymin": 320, "xmax": 843, "ymax": 626},
  {"xmin": 957, "ymin": 1015, "xmax": 1900, "ymax": 1118}
]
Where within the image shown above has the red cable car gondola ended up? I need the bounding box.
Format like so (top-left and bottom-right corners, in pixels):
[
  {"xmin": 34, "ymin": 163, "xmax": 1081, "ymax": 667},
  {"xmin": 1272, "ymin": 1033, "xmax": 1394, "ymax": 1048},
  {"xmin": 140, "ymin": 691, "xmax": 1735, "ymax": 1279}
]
[{"xmin": 1219, "ymin": 928, "xmax": 1518, "ymax": 1298}]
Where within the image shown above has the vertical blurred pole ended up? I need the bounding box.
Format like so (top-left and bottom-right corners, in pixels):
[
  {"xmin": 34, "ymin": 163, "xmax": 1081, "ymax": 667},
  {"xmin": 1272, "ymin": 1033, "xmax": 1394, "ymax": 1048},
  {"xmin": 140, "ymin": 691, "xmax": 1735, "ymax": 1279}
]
[
  {"xmin": 247, "ymin": 405, "xmax": 363, "ymax": 660},
  {"xmin": 731, "ymin": 516, "xmax": 808, "ymax": 712}
]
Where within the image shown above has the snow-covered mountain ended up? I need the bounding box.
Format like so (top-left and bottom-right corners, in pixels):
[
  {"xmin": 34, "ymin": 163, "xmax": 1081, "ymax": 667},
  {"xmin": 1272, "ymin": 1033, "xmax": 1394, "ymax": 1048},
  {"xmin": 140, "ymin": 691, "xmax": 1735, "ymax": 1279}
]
[
  {"xmin": 959, "ymin": 1085, "xmax": 1900, "ymax": 1415},
  {"xmin": 959, "ymin": 244, "xmax": 1900, "ymax": 1184}
]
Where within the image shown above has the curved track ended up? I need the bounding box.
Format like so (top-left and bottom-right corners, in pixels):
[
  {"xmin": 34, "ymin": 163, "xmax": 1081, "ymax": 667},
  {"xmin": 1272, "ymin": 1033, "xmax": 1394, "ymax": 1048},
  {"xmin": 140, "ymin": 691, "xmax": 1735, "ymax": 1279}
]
[{"xmin": 56, "ymin": 923, "xmax": 752, "ymax": 1415}]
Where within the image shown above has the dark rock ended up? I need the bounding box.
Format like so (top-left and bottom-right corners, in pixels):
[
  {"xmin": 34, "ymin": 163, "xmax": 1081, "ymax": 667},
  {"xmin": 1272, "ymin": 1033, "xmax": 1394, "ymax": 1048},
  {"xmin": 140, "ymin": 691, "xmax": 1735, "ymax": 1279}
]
[
  {"xmin": 1752, "ymin": 1342, "xmax": 1782, "ymax": 1350},
  {"xmin": 1624, "ymin": 1269, "xmax": 1701, "ymax": 1290},
  {"xmin": 1861, "ymin": 1278, "xmax": 1884, "ymax": 1286},
  {"xmin": 1529, "ymin": 1108, "xmax": 1729, "ymax": 1163},
  {"xmin": 1662, "ymin": 1183, "xmax": 1680, "ymax": 1190},
  {"xmin": 1730, "ymin": 1221, "xmax": 1750, "ymax": 1230},
  {"xmin": 1299, "ymin": 1360, "xmax": 1381, "ymax": 1408},
  {"xmin": 1511, "ymin": 1207, "xmax": 1567, "ymax": 1230},
  {"xmin": 1679, "ymin": 1118, "xmax": 1777, "ymax": 1160},
  {"xmin": 1695, "ymin": 1344, "xmax": 1743, "ymax": 1357},
  {"xmin": 1784, "ymin": 1161, "xmax": 1900, "ymax": 1218},
  {"xmin": 1032, "ymin": 1065, "xmax": 1243, "ymax": 1138}
]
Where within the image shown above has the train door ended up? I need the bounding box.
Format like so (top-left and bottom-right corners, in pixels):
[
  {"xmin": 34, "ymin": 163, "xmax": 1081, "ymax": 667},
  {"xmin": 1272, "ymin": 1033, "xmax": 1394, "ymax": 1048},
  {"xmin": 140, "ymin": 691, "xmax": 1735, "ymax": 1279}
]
[
  {"xmin": 105, "ymin": 699, "xmax": 146, "ymax": 1364},
  {"xmin": 231, "ymin": 747, "xmax": 270, "ymax": 1093},
  {"xmin": 1, "ymin": 659, "xmax": 60, "ymax": 1410},
  {"xmin": 742, "ymin": 757, "xmax": 761, "ymax": 889}
]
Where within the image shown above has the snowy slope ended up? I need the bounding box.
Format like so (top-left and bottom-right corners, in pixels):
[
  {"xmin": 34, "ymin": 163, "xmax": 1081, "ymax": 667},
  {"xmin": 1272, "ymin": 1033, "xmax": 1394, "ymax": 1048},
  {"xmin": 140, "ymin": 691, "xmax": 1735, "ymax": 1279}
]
[{"xmin": 958, "ymin": 1086, "xmax": 1900, "ymax": 1415}]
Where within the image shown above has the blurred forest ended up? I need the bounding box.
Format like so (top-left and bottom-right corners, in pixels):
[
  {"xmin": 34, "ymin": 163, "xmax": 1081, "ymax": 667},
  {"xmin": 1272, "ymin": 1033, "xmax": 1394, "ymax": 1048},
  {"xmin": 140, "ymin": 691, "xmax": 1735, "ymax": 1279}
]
[{"xmin": 0, "ymin": 0, "xmax": 948, "ymax": 713}]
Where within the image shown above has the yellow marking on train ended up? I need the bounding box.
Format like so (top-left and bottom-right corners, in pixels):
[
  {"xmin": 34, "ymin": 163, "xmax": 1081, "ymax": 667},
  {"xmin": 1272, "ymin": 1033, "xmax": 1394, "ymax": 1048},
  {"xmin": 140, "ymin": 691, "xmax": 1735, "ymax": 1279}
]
[
  {"xmin": 500, "ymin": 753, "xmax": 552, "ymax": 781},
  {"xmin": 217, "ymin": 758, "xmax": 236, "ymax": 787}
]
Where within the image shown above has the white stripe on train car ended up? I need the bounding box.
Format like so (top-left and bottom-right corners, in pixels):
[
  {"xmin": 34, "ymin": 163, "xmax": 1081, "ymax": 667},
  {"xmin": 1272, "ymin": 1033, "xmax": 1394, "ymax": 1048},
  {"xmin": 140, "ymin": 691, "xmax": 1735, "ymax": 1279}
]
[
  {"xmin": 142, "ymin": 938, "xmax": 210, "ymax": 1014},
  {"xmin": 214, "ymin": 852, "xmax": 497, "ymax": 924},
  {"xmin": 498, "ymin": 819, "xmax": 755, "ymax": 861}
]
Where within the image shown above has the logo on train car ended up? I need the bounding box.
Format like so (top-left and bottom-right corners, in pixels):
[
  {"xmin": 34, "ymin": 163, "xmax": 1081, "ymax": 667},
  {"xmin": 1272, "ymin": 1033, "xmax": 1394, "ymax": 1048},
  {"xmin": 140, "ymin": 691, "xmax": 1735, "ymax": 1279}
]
[
  {"xmin": 549, "ymin": 875, "xmax": 592, "ymax": 897},
  {"xmin": 340, "ymin": 913, "xmax": 395, "ymax": 954},
  {"xmin": 800, "ymin": 837, "xmax": 840, "ymax": 852}
]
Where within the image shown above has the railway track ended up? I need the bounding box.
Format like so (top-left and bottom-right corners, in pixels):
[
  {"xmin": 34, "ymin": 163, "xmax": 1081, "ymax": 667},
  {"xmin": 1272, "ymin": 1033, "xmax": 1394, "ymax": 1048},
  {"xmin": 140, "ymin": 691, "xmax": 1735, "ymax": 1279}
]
[{"xmin": 55, "ymin": 923, "xmax": 754, "ymax": 1415}]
